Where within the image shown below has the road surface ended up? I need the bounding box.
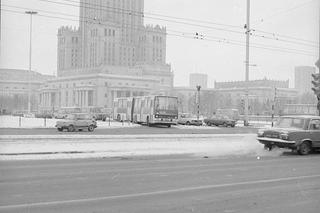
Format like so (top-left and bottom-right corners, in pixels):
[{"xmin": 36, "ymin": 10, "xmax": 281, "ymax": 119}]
[
  {"xmin": 0, "ymin": 125, "xmax": 257, "ymax": 135},
  {"xmin": 1, "ymin": 154, "xmax": 319, "ymax": 212}
]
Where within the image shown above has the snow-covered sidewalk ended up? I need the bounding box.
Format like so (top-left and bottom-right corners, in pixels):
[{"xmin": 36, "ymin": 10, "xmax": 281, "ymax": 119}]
[
  {"xmin": 0, "ymin": 134, "xmax": 274, "ymax": 160},
  {"xmin": 0, "ymin": 115, "xmax": 139, "ymax": 129},
  {"xmin": 0, "ymin": 115, "xmax": 271, "ymax": 129}
]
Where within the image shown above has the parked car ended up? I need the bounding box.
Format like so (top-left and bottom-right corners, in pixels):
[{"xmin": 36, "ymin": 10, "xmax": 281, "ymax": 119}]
[
  {"xmin": 178, "ymin": 113, "xmax": 203, "ymax": 126},
  {"xmin": 23, "ymin": 113, "xmax": 35, "ymax": 118},
  {"xmin": 93, "ymin": 113, "xmax": 108, "ymax": 121},
  {"xmin": 12, "ymin": 111, "xmax": 25, "ymax": 117},
  {"xmin": 257, "ymin": 115, "xmax": 320, "ymax": 155},
  {"xmin": 204, "ymin": 115, "xmax": 236, "ymax": 127},
  {"xmin": 53, "ymin": 111, "xmax": 67, "ymax": 119},
  {"xmin": 35, "ymin": 112, "xmax": 53, "ymax": 118},
  {"xmin": 55, "ymin": 113, "xmax": 97, "ymax": 132}
]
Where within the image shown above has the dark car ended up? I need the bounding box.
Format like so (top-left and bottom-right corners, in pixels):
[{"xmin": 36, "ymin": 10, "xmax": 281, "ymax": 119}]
[
  {"xmin": 93, "ymin": 113, "xmax": 108, "ymax": 121},
  {"xmin": 257, "ymin": 115, "xmax": 320, "ymax": 155},
  {"xmin": 56, "ymin": 113, "xmax": 97, "ymax": 132},
  {"xmin": 204, "ymin": 115, "xmax": 236, "ymax": 127}
]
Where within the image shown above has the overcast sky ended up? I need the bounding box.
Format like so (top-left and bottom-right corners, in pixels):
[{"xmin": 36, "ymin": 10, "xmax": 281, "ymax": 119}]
[{"xmin": 1, "ymin": 0, "xmax": 319, "ymax": 88}]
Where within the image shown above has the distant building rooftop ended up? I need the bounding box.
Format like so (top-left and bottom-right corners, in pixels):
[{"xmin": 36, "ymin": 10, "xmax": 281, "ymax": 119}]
[
  {"xmin": 214, "ymin": 78, "xmax": 289, "ymax": 89},
  {"xmin": 0, "ymin": 69, "xmax": 55, "ymax": 82}
]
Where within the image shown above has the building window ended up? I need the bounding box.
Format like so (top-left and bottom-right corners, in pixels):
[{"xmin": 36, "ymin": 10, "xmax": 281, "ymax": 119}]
[
  {"xmin": 65, "ymin": 91, "xmax": 68, "ymax": 107},
  {"xmin": 116, "ymin": 91, "xmax": 122, "ymax": 97},
  {"xmin": 88, "ymin": 91, "xmax": 93, "ymax": 106}
]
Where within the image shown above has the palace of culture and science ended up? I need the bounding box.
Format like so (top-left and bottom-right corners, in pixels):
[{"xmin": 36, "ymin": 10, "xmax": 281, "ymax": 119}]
[
  {"xmin": 40, "ymin": 0, "xmax": 173, "ymax": 112},
  {"xmin": 0, "ymin": 0, "xmax": 303, "ymax": 115}
]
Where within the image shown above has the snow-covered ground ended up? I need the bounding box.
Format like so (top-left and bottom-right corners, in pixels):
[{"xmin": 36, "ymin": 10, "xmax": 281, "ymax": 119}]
[
  {"xmin": 0, "ymin": 134, "xmax": 280, "ymax": 160},
  {"xmin": 0, "ymin": 115, "xmax": 271, "ymax": 129},
  {"xmin": 0, "ymin": 115, "xmax": 139, "ymax": 129}
]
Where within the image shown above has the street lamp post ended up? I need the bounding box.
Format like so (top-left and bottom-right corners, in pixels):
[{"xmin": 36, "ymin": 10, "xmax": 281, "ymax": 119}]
[
  {"xmin": 25, "ymin": 11, "xmax": 38, "ymax": 113},
  {"xmin": 244, "ymin": 0, "xmax": 251, "ymax": 126},
  {"xmin": 196, "ymin": 85, "xmax": 201, "ymax": 121}
]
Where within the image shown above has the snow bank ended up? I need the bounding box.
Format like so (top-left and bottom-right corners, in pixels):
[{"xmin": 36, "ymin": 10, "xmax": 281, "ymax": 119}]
[
  {"xmin": 0, "ymin": 115, "xmax": 139, "ymax": 129},
  {"xmin": 0, "ymin": 134, "xmax": 275, "ymax": 160}
]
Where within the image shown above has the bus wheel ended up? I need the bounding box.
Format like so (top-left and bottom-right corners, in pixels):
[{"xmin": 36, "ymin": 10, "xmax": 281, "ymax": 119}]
[{"xmin": 68, "ymin": 125, "xmax": 75, "ymax": 132}]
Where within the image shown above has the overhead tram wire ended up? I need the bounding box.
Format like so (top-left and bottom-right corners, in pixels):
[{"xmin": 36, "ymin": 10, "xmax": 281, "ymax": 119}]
[
  {"xmin": 250, "ymin": 31, "xmax": 318, "ymax": 48},
  {"xmin": 252, "ymin": 0, "xmax": 316, "ymax": 26},
  {"xmin": 1, "ymin": 7, "xmax": 316, "ymax": 57},
  {"xmin": 252, "ymin": 28, "xmax": 318, "ymax": 45},
  {"xmin": 50, "ymin": 0, "xmax": 245, "ymax": 30},
  {"xmin": 38, "ymin": 0, "xmax": 246, "ymax": 36},
  {"xmin": 2, "ymin": 4, "xmax": 316, "ymax": 55},
  {"xmin": 39, "ymin": 0, "xmax": 319, "ymax": 47}
]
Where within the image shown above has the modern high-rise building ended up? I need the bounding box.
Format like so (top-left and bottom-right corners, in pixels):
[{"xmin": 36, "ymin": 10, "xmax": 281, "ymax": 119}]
[{"xmin": 294, "ymin": 66, "xmax": 316, "ymax": 95}]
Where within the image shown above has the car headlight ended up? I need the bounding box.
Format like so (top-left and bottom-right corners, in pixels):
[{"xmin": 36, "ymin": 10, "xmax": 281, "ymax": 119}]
[
  {"xmin": 257, "ymin": 129, "xmax": 264, "ymax": 137},
  {"xmin": 280, "ymin": 131, "xmax": 289, "ymax": 140}
]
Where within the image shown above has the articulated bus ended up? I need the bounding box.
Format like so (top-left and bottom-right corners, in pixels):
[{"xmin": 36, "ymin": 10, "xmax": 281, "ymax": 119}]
[
  {"xmin": 113, "ymin": 97, "xmax": 132, "ymax": 121},
  {"xmin": 113, "ymin": 95, "xmax": 178, "ymax": 127}
]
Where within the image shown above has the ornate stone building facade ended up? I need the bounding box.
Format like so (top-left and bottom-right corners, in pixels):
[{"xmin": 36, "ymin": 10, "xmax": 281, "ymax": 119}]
[
  {"xmin": 0, "ymin": 69, "xmax": 54, "ymax": 113},
  {"xmin": 40, "ymin": 0, "xmax": 173, "ymax": 113},
  {"xmin": 57, "ymin": 0, "xmax": 167, "ymax": 72}
]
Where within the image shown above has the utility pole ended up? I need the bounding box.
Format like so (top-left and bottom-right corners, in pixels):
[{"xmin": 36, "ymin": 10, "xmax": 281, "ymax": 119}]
[
  {"xmin": 196, "ymin": 85, "xmax": 201, "ymax": 121},
  {"xmin": 271, "ymin": 88, "xmax": 277, "ymax": 127},
  {"xmin": 25, "ymin": 11, "xmax": 38, "ymax": 113},
  {"xmin": 313, "ymin": 2, "xmax": 320, "ymax": 115},
  {"xmin": 244, "ymin": 0, "xmax": 251, "ymax": 126},
  {"xmin": 318, "ymin": 2, "xmax": 320, "ymax": 115}
]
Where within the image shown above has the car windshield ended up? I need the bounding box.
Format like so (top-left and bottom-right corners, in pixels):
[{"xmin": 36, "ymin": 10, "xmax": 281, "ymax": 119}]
[
  {"xmin": 65, "ymin": 114, "xmax": 76, "ymax": 120},
  {"xmin": 155, "ymin": 96, "xmax": 178, "ymax": 115},
  {"xmin": 275, "ymin": 117, "xmax": 305, "ymax": 129}
]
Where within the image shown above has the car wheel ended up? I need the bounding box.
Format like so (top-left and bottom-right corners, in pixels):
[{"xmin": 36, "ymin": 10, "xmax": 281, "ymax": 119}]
[
  {"xmin": 88, "ymin": 125, "xmax": 95, "ymax": 132},
  {"xmin": 57, "ymin": 127, "xmax": 63, "ymax": 132},
  {"xmin": 223, "ymin": 123, "xmax": 228, "ymax": 127},
  {"xmin": 68, "ymin": 125, "xmax": 75, "ymax": 132},
  {"xmin": 167, "ymin": 124, "xmax": 171, "ymax": 128},
  {"xmin": 298, "ymin": 142, "xmax": 311, "ymax": 155},
  {"xmin": 186, "ymin": 121, "xmax": 190, "ymax": 125}
]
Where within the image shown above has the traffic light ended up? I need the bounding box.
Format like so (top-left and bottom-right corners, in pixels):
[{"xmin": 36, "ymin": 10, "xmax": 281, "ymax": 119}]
[{"xmin": 311, "ymin": 73, "xmax": 320, "ymax": 100}]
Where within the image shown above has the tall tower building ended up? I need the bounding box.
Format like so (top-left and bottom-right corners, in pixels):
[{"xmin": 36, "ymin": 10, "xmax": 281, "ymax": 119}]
[
  {"xmin": 294, "ymin": 66, "xmax": 316, "ymax": 95},
  {"xmin": 57, "ymin": 0, "xmax": 168, "ymax": 75}
]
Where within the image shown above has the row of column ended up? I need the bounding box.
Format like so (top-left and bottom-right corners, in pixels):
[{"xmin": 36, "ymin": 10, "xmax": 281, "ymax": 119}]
[
  {"xmin": 40, "ymin": 90, "xmax": 93, "ymax": 108},
  {"xmin": 76, "ymin": 90, "xmax": 89, "ymax": 107},
  {"xmin": 41, "ymin": 92, "xmax": 52, "ymax": 107},
  {"xmin": 40, "ymin": 89, "xmax": 146, "ymax": 109}
]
